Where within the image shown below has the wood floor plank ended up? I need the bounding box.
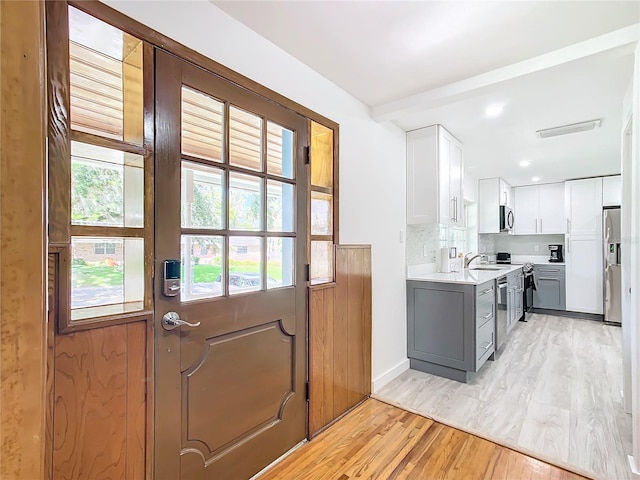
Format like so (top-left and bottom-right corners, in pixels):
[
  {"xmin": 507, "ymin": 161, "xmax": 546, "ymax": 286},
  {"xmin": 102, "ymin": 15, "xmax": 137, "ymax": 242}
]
[{"xmin": 259, "ymin": 399, "xmax": 586, "ymax": 480}]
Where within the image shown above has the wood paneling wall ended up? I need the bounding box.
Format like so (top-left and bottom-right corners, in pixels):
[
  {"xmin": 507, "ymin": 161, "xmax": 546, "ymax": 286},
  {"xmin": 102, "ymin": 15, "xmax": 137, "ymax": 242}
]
[
  {"xmin": 51, "ymin": 321, "xmax": 149, "ymax": 479},
  {"xmin": 0, "ymin": 1, "xmax": 48, "ymax": 479},
  {"xmin": 309, "ymin": 245, "xmax": 372, "ymax": 437}
]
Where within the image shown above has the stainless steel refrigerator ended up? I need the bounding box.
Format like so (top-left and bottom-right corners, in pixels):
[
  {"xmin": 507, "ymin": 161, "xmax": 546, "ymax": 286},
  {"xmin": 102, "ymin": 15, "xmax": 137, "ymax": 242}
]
[{"xmin": 604, "ymin": 208, "xmax": 621, "ymax": 325}]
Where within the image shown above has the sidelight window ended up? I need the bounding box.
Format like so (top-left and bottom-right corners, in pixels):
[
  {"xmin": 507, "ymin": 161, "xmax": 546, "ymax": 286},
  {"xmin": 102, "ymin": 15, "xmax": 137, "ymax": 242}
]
[
  {"xmin": 48, "ymin": 5, "xmax": 151, "ymax": 328},
  {"xmin": 309, "ymin": 121, "xmax": 337, "ymax": 284}
]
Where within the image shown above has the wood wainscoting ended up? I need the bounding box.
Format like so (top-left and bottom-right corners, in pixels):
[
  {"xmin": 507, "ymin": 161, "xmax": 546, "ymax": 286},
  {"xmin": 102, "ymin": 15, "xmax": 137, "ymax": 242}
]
[
  {"xmin": 309, "ymin": 245, "xmax": 372, "ymax": 437},
  {"xmin": 50, "ymin": 321, "xmax": 150, "ymax": 479}
]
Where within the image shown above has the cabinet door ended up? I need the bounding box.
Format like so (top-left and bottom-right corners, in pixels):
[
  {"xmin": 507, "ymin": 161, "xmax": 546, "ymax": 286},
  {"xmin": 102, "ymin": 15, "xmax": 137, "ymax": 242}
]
[
  {"xmin": 538, "ymin": 183, "xmax": 565, "ymax": 234},
  {"xmin": 406, "ymin": 127, "xmax": 438, "ymax": 224},
  {"xmin": 565, "ymin": 178, "xmax": 603, "ymax": 236},
  {"xmin": 499, "ymin": 179, "xmax": 513, "ymax": 208},
  {"xmin": 534, "ymin": 276, "xmax": 563, "ymax": 310},
  {"xmin": 499, "ymin": 179, "xmax": 508, "ymax": 206},
  {"xmin": 449, "ymin": 137, "xmax": 463, "ymax": 225},
  {"xmin": 565, "ymin": 236, "xmax": 603, "ymax": 314},
  {"xmin": 514, "ymin": 185, "xmax": 539, "ymax": 235},
  {"xmin": 602, "ymin": 175, "xmax": 622, "ymax": 207},
  {"xmin": 478, "ymin": 178, "xmax": 500, "ymax": 234},
  {"xmin": 438, "ymin": 129, "xmax": 452, "ymax": 225}
]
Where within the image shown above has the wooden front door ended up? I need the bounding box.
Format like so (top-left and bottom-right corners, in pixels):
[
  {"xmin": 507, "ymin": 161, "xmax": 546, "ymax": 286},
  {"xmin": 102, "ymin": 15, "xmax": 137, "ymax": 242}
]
[{"xmin": 154, "ymin": 50, "xmax": 308, "ymax": 480}]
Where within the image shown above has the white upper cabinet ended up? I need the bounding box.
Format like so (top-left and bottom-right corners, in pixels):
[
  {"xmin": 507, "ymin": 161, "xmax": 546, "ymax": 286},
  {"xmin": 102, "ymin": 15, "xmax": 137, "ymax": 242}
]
[
  {"xmin": 407, "ymin": 125, "xmax": 464, "ymax": 226},
  {"xmin": 602, "ymin": 175, "xmax": 622, "ymax": 207},
  {"xmin": 513, "ymin": 185, "xmax": 539, "ymax": 235},
  {"xmin": 513, "ymin": 182, "xmax": 564, "ymax": 235},
  {"xmin": 538, "ymin": 183, "xmax": 565, "ymax": 234},
  {"xmin": 478, "ymin": 177, "xmax": 512, "ymax": 234},
  {"xmin": 499, "ymin": 178, "xmax": 513, "ymax": 209},
  {"xmin": 565, "ymin": 177, "xmax": 603, "ymax": 236}
]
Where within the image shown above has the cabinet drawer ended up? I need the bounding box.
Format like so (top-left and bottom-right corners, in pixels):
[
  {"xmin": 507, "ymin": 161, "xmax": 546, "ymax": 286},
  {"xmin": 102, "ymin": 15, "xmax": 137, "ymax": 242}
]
[
  {"xmin": 476, "ymin": 319, "xmax": 495, "ymax": 361},
  {"xmin": 534, "ymin": 266, "xmax": 565, "ymax": 276},
  {"xmin": 476, "ymin": 302, "xmax": 494, "ymax": 329},
  {"xmin": 476, "ymin": 283, "xmax": 495, "ymax": 301}
]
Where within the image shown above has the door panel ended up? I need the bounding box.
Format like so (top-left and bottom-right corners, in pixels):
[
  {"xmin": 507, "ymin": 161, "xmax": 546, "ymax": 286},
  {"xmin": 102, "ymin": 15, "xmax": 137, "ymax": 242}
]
[{"xmin": 154, "ymin": 50, "xmax": 308, "ymax": 480}]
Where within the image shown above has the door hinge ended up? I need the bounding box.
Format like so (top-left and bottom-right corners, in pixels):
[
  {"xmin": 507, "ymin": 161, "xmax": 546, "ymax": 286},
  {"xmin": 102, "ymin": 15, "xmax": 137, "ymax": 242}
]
[
  {"xmin": 304, "ymin": 146, "xmax": 311, "ymax": 165},
  {"xmin": 305, "ymin": 264, "xmax": 310, "ymax": 282},
  {"xmin": 305, "ymin": 381, "xmax": 310, "ymax": 401}
]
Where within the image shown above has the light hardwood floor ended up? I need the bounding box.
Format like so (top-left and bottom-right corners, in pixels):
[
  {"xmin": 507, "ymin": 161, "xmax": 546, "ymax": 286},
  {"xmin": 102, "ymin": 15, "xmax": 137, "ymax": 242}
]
[
  {"xmin": 374, "ymin": 314, "xmax": 632, "ymax": 480},
  {"xmin": 259, "ymin": 399, "xmax": 586, "ymax": 479}
]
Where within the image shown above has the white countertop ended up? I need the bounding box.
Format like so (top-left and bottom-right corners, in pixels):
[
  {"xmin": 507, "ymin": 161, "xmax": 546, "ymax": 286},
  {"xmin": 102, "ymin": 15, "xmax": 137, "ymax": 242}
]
[
  {"xmin": 511, "ymin": 255, "xmax": 565, "ymax": 266},
  {"xmin": 407, "ymin": 264, "xmax": 523, "ymax": 285}
]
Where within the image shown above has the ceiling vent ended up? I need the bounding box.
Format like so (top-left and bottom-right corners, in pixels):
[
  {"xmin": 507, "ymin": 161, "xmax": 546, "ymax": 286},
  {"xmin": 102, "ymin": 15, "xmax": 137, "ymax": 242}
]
[{"xmin": 537, "ymin": 119, "xmax": 601, "ymax": 138}]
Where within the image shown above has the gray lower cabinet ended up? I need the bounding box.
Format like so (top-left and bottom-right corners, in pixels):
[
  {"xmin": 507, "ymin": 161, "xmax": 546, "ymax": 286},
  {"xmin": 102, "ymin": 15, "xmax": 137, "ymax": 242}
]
[
  {"xmin": 533, "ymin": 265, "xmax": 566, "ymax": 311},
  {"xmin": 407, "ymin": 279, "xmax": 495, "ymax": 383}
]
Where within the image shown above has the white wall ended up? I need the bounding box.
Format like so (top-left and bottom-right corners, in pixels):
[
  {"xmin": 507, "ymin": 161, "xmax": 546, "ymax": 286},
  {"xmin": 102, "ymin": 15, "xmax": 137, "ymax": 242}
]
[
  {"xmin": 622, "ymin": 79, "xmax": 633, "ymax": 415},
  {"xmin": 105, "ymin": 0, "xmax": 408, "ymax": 387},
  {"xmin": 630, "ymin": 41, "xmax": 640, "ymax": 478}
]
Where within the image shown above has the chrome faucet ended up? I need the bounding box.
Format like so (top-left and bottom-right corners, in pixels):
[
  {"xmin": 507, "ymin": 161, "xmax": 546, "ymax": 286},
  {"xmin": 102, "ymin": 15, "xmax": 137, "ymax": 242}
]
[{"xmin": 464, "ymin": 252, "xmax": 484, "ymax": 268}]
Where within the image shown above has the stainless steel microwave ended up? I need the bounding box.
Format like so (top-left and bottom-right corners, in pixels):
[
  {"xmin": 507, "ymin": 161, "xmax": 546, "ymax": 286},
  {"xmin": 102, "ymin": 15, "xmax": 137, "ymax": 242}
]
[{"xmin": 500, "ymin": 206, "xmax": 514, "ymax": 232}]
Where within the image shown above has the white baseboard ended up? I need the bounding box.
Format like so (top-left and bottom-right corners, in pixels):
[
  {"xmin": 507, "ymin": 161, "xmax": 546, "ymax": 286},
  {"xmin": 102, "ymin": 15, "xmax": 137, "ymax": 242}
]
[
  {"xmin": 628, "ymin": 455, "xmax": 640, "ymax": 479},
  {"xmin": 371, "ymin": 359, "xmax": 410, "ymax": 392}
]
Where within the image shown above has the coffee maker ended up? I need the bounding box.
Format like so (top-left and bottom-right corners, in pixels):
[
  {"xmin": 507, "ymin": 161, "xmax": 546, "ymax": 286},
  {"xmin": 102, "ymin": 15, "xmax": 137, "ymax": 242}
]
[{"xmin": 549, "ymin": 244, "xmax": 564, "ymax": 262}]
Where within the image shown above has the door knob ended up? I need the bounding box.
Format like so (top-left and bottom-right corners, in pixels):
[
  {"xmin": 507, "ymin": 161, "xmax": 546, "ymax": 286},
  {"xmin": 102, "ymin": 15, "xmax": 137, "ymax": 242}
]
[{"xmin": 161, "ymin": 312, "xmax": 201, "ymax": 331}]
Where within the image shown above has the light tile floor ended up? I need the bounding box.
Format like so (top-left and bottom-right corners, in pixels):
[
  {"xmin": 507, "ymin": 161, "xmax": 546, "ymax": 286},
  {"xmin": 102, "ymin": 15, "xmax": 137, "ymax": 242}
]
[{"xmin": 374, "ymin": 313, "xmax": 632, "ymax": 480}]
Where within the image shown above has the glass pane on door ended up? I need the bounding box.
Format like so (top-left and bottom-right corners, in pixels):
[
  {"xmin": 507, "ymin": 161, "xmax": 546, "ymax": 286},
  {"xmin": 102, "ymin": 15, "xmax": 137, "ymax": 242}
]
[
  {"xmin": 229, "ymin": 236, "xmax": 263, "ymax": 294},
  {"xmin": 181, "ymin": 235, "xmax": 224, "ymax": 301},
  {"xmin": 267, "ymin": 121, "xmax": 294, "ymax": 179},
  {"xmin": 267, "ymin": 180, "xmax": 295, "ymax": 232},
  {"xmin": 229, "ymin": 172, "xmax": 262, "ymax": 231},
  {"xmin": 181, "ymin": 161, "xmax": 224, "ymax": 229},
  {"xmin": 181, "ymin": 86, "xmax": 224, "ymax": 162},
  {"xmin": 267, "ymin": 237, "xmax": 294, "ymax": 289},
  {"xmin": 229, "ymin": 106, "xmax": 262, "ymax": 171}
]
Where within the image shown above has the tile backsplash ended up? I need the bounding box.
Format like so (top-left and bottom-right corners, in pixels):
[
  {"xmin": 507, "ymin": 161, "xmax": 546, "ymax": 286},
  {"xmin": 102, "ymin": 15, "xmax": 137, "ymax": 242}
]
[
  {"xmin": 478, "ymin": 233, "xmax": 564, "ymax": 256},
  {"xmin": 407, "ymin": 224, "xmax": 467, "ymax": 266}
]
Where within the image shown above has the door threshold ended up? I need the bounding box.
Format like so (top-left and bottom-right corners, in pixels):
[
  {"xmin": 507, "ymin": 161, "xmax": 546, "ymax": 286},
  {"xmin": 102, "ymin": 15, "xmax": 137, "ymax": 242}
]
[{"xmin": 250, "ymin": 440, "xmax": 308, "ymax": 479}]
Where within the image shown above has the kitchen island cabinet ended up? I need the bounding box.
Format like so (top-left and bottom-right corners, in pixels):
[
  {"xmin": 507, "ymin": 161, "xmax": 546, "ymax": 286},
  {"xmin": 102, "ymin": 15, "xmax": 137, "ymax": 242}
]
[{"xmin": 407, "ymin": 279, "xmax": 496, "ymax": 383}]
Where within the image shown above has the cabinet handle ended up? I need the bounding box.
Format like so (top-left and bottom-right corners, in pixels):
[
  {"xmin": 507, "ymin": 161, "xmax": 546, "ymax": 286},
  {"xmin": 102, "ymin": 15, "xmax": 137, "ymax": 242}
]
[
  {"xmin": 482, "ymin": 341, "xmax": 494, "ymax": 351},
  {"xmin": 454, "ymin": 197, "xmax": 458, "ymax": 222},
  {"xmin": 539, "ymin": 269, "xmax": 560, "ymax": 273},
  {"xmin": 480, "ymin": 287, "xmax": 493, "ymax": 295},
  {"xmin": 535, "ymin": 218, "xmax": 538, "ymax": 233},
  {"xmin": 566, "ymin": 219, "xmax": 570, "ymax": 234},
  {"xmin": 483, "ymin": 312, "xmax": 493, "ymax": 320},
  {"xmin": 451, "ymin": 197, "xmax": 456, "ymax": 222},
  {"xmin": 540, "ymin": 218, "xmax": 542, "ymax": 233},
  {"xmin": 538, "ymin": 277, "xmax": 561, "ymax": 281}
]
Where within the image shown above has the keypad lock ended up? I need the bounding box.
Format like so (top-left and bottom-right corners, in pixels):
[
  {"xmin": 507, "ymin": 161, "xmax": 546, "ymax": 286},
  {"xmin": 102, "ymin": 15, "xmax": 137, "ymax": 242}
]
[{"xmin": 163, "ymin": 259, "xmax": 181, "ymax": 297}]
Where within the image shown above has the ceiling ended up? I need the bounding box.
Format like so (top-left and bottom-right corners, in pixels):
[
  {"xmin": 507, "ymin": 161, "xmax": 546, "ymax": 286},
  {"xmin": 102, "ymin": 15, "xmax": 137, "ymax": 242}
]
[{"xmin": 214, "ymin": 0, "xmax": 640, "ymax": 186}]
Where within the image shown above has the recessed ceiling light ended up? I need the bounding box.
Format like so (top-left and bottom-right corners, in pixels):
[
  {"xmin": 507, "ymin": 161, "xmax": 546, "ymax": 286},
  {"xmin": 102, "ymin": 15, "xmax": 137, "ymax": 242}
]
[
  {"xmin": 485, "ymin": 104, "xmax": 504, "ymax": 118},
  {"xmin": 531, "ymin": 176, "xmax": 541, "ymax": 182},
  {"xmin": 519, "ymin": 160, "xmax": 530, "ymax": 167}
]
